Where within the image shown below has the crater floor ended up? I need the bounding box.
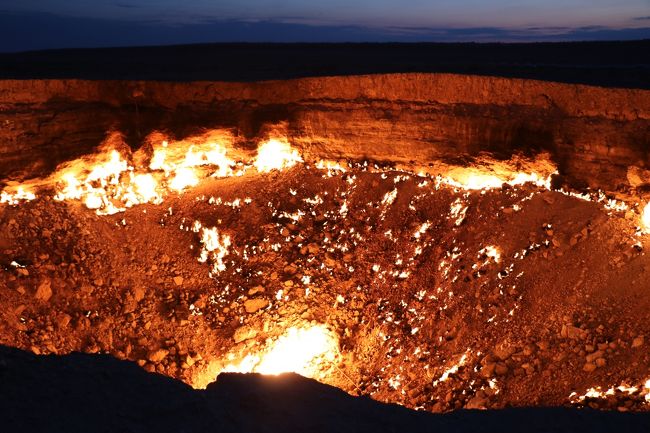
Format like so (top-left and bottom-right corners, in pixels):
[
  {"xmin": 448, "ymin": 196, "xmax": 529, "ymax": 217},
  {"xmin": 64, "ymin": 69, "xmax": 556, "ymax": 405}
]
[{"xmin": 2, "ymin": 157, "xmax": 650, "ymax": 412}]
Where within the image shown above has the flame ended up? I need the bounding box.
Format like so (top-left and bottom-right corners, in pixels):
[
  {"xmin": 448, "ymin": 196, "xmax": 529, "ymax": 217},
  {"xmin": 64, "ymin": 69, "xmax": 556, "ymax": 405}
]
[
  {"xmin": 168, "ymin": 167, "xmax": 199, "ymax": 192},
  {"xmin": 36, "ymin": 133, "xmax": 303, "ymax": 214},
  {"xmin": 642, "ymin": 202, "xmax": 650, "ymax": 232},
  {"xmin": 44, "ymin": 132, "xmax": 240, "ymax": 213},
  {"xmin": 54, "ymin": 149, "xmax": 130, "ymax": 215},
  {"xmin": 442, "ymin": 170, "xmax": 553, "ymax": 190},
  {"xmin": 254, "ymin": 138, "xmax": 303, "ymax": 172},
  {"xmin": 0, "ymin": 186, "xmax": 36, "ymax": 205},
  {"xmin": 149, "ymin": 138, "xmax": 236, "ymax": 191},
  {"xmin": 224, "ymin": 325, "xmax": 339, "ymax": 377},
  {"xmin": 190, "ymin": 324, "xmax": 339, "ymax": 389},
  {"xmin": 197, "ymin": 225, "xmax": 232, "ymax": 274}
]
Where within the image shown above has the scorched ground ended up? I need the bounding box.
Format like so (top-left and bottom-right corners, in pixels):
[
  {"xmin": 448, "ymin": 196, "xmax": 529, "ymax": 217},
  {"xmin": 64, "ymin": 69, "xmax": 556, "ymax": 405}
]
[{"xmin": 1, "ymin": 136, "xmax": 650, "ymax": 413}]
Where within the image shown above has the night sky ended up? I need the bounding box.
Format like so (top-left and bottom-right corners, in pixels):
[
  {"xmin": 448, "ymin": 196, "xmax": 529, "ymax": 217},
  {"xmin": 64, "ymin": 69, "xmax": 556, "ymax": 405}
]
[{"xmin": 0, "ymin": 0, "xmax": 649, "ymax": 52}]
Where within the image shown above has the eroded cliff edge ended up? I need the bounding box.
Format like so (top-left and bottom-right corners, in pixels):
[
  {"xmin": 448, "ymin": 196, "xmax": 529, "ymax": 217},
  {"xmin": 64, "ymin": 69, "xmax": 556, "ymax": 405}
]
[{"xmin": 1, "ymin": 73, "xmax": 649, "ymax": 199}]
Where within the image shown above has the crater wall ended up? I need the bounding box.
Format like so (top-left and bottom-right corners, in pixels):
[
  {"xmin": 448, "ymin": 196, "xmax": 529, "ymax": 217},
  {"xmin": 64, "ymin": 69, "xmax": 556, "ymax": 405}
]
[{"xmin": 1, "ymin": 74, "xmax": 649, "ymax": 196}]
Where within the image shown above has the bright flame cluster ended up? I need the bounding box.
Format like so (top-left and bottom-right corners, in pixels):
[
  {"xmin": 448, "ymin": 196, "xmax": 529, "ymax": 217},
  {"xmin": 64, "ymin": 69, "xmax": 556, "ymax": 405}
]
[
  {"xmin": 642, "ymin": 203, "xmax": 650, "ymax": 232},
  {"xmin": 0, "ymin": 187, "xmax": 36, "ymax": 205},
  {"xmin": 197, "ymin": 224, "xmax": 232, "ymax": 274},
  {"xmin": 442, "ymin": 170, "xmax": 554, "ymax": 191},
  {"xmin": 150, "ymin": 140, "xmax": 235, "ymax": 190},
  {"xmin": 224, "ymin": 325, "xmax": 339, "ymax": 377},
  {"xmin": 0, "ymin": 134, "xmax": 311, "ymax": 215},
  {"xmin": 254, "ymin": 138, "xmax": 303, "ymax": 172},
  {"xmin": 51, "ymin": 138, "xmax": 239, "ymax": 215},
  {"xmin": 54, "ymin": 149, "xmax": 153, "ymax": 215}
]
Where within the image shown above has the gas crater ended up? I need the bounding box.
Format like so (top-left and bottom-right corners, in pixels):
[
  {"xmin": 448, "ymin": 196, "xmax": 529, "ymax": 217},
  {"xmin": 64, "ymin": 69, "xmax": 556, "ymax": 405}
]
[{"xmin": 1, "ymin": 73, "xmax": 650, "ymax": 414}]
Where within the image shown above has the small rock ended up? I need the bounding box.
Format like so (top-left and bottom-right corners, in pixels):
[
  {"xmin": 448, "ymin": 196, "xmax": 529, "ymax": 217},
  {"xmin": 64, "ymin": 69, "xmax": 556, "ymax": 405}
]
[
  {"xmin": 34, "ymin": 280, "xmax": 52, "ymax": 302},
  {"xmin": 57, "ymin": 313, "xmax": 71, "ymax": 328},
  {"xmin": 233, "ymin": 326, "xmax": 258, "ymax": 343},
  {"xmin": 248, "ymin": 286, "xmax": 265, "ymax": 296},
  {"xmin": 494, "ymin": 342, "xmax": 516, "ymax": 361},
  {"xmin": 561, "ymin": 325, "xmax": 587, "ymax": 340},
  {"xmin": 465, "ymin": 394, "xmax": 487, "ymax": 410},
  {"xmin": 244, "ymin": 298, "xmax": 269, "ymax": 313},
  {"xmin": 583, "ymin": 362, "xmax": 597, "ymax": 372},
  {"xmin": 173, "ymin": 276, "xmax": 184, "ymax": 286},
  {"xmin": 632, "ymin": 336, "xmax": 644, "ymax": 348},
  {"xmin": 480, "ymin": 362, "xmax": 496, "ymax": 378},
  {"xmin": 132, "ymin": 286, "xmax": 146, "ymax": 302},
  {"xmin": 586, "ymin": 350, "xmax": 604, "ymax": 363},
  {"xmin": 147, "ymin": 349, "xmax": 169, "ymax": 364},
  {"xmin": 495, "ymin": 362, "xmax": 509, "ymax": 375}
]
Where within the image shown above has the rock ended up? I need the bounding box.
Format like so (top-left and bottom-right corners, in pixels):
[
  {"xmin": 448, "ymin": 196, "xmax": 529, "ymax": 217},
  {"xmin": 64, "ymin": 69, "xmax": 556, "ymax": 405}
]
[
  {"xmin": 480, "ymin": 362, "xmax": 496, "ymax": 378},
  {"xmin": 248, "ymin": 286, "xmax": 264, "ymax": 296},
  {"xmin": 147, "ymin": 349, "xmax": 169, "ymax": 364},
  {"xmin": 244, "ymin": 298, "xmax": 269, "ymax": 313},
  {"xmin": 284, "ymin": 264, "xmax": 297, "ymax": 275},
  {"xmin": 34, "ymin": 279, "xmax": 52, "ymax": 302},
  {"xmin": 233, "ymin": 326, "xmax": 258, "ymax": 343},
  {"xmin": 494, "ymin": 342, "xmax": 516, "ymax": 360},
  {"xmin": 627, "ymin": 166, "xmax": 650, "ymax": 188},
  {"xmin": 595, "ymin": 357, "xmax": 607, "ymax": 368},
  {"xmin": 132, "ymin": 286, "xmax": 146, "ymax": 302},
  {"xmin": 465, "ymin": 394, "xmax": 487, "ymax": 410},
  {"xmin": 586, "ymin": 350, "xmax": 605, "ymax": 363},
  {"xmin": 57, "ymin": 313, "xmax": 71, "ymax": 328},
  {"xmin": 583, "ymin": 362, "xmax": 597, "ymax": 372},
  {"xmin": 561, "ymin": 324, "xmax": 587, "ymax": 340},
  {"xmin": 632, "ymin": 336, "xmax": 644, "ymax": 348},
  {"xmin": 495, "ymin": 363, "xmax": 509, "ymax": 376},
  {"xmin": 173, "ymin": 276, "xmax": 184, "ymax": 286}
]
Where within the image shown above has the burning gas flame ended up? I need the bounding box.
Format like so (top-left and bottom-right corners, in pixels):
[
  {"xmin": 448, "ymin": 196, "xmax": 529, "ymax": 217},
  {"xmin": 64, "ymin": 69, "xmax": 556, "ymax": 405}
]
[
  {"xmin": 229, "ymin": 325, "xmax": 338, "ymax": 376},
  {"xmin": 0, "ymin": 132, "xmax": 310, "ymax": 215},
  {"xmin": 442, "ymin": 170, "xmax": 553, "ymax": 191},
  {"xmin": 189, "ymin": 324, "xmax": 339, "ymax": 389},
  {"xmin": 0, "ymin": 186, "xmax": 36, "ymax": 205},
  {"xmin": 642, "ymin": 202, "xmax": 650, "ymax": 232},
  {"xmin": 149, "ymin": 138, "xmax": 236, "ymax": 191},
  {"xmin": 254, "ymin": 138, "xmax": 303, "ymax": 172}
]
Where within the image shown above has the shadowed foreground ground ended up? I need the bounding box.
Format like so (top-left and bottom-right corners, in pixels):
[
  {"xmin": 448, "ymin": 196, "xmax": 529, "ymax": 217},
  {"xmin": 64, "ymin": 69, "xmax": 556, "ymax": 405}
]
[{"xmin": 0, "ymin": 345, "xmax": 649, "ymax": 433}]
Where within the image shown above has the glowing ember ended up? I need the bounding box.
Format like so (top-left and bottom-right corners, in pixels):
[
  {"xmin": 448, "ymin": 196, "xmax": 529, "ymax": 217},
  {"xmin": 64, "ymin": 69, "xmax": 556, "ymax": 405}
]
[{"xmin": 254, "ymin": 138, "xmax": 302, "ymax": 172}]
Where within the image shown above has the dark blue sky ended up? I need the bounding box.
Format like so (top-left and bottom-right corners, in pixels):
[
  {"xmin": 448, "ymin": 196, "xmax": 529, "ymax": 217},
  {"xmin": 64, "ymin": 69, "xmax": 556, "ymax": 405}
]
[{"xmin": 1, "ymin": 0, "xmax": 649, "ymax": 51}]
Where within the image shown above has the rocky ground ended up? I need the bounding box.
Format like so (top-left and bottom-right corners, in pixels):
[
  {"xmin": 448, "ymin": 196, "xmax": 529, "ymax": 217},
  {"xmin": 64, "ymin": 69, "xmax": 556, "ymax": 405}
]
[{"xmin": 2, "ymin": 161, "xmax": 650, "ymax": 413}]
